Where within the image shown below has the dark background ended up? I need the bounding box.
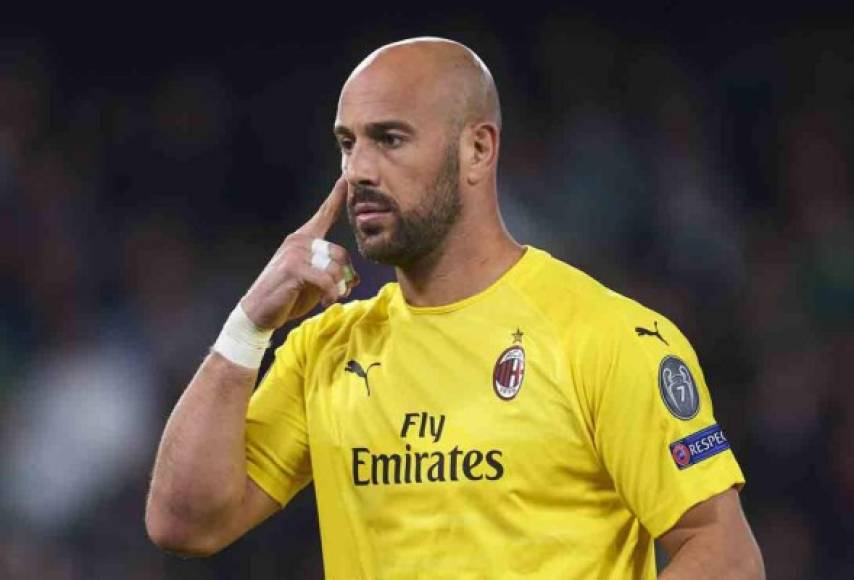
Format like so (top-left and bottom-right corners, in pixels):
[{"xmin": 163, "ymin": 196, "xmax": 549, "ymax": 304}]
[{"xmin": 1, "ymin": 4, "xmax": 852, "ymax": 578}]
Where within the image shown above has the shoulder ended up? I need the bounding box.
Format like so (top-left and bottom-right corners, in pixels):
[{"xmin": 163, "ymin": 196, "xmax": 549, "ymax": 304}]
[
  {"xmin": 510, "ymin": 246, "xmax": 657, "ymax": 331},
  {"xmin": 516, "ymin": 246, "xmax": 695, "ymax": 358}
]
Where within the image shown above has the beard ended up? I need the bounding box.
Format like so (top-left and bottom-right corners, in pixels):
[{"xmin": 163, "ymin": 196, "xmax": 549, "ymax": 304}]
[{"xmin": 347, "ymin": 141, "xmax": 462, "ymax": 268}]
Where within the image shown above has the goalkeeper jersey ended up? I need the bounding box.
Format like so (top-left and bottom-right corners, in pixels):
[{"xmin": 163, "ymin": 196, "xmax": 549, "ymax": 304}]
[{"xmin": 245, "ymin": 245, "xmax": 745, "ymax": 579}]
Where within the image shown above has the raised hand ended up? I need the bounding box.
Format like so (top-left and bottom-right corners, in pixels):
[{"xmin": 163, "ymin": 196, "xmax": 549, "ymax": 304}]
[{"xmin": 239, "ymin": 176, "xmax": 358, "ymax": 330}]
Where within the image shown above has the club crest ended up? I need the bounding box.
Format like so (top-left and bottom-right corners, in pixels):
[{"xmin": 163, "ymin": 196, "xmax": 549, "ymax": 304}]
[{"xmin": 493, "ymin": 346, "xmax": 525, "ymax": 400}]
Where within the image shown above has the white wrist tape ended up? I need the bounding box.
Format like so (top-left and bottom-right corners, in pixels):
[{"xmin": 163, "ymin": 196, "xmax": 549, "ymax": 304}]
[{"xmin": 212, "ymin": 303, "xmax": 274, "ymax": 369}]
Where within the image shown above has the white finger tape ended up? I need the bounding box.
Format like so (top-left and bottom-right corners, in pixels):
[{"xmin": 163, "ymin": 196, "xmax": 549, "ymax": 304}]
[
  {"xmin": 337, "ymin": 278, "xmax": 347, "ymax": 297},
  {"xmin": 310, "ymin": 251, "xmax": 332, "ymax": 270},
  {"xmin": 311, "ymin": 238, "xmax": 331, "ymax": 256}
]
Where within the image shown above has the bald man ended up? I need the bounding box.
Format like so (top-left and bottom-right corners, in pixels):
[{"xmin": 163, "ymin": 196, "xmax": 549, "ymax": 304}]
[{"xmin": 146, "ymin": 38, "xmax": 764, "ymax": 579}]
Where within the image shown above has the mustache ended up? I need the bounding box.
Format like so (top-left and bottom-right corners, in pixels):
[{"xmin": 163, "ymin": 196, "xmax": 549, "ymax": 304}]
[{"xmin": 349, "ymin": 186, "xmax": 398, "ymax": 213}]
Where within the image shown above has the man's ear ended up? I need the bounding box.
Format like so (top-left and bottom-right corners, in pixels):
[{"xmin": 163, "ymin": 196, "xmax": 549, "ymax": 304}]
[{"xmin": 463, "ymin": 122, "xmax": 499, "ymax": 185}]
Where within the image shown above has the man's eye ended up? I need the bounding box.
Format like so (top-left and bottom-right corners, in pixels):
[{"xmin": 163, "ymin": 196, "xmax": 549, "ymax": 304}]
[
  {"xmin": 379, "ymin": 134, "xmax": 403, "ymax": 148},
  {"xmin": 337, "ymin": 139, "xmax": 354, "ymax": 152}
]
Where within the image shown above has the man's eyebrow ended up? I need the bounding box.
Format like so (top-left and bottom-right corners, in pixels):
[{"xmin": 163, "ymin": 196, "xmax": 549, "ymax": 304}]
[
  {"xmin": 333, "ymin": 125, "xmax": 354, "ymax": 138},
  {"xmin": 333, "ymin": 120, "xmax": 416, "ymax": 138},
  {"xmin": 365, "ymin": 120, "xmax": 416, "ymax": 135}
]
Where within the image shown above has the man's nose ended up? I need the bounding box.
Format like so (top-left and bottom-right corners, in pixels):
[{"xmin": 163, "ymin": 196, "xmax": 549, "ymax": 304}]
[{"xmin": 343, "ymin": 141, "xmax": 380, "ymax": 188}]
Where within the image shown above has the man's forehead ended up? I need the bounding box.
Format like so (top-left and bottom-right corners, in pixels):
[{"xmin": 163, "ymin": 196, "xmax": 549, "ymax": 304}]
[
  {"xmin": 339, "ymin": 76, "xmax": 416, "ymax": 113},
  {"xmin": 336, "ymin": 60, "xmax": 449, "ymax": 128}
]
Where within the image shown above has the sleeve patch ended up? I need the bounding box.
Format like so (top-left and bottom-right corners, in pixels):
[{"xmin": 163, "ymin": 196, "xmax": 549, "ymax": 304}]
[
  {"xmin": 658, "ymin": 355, "xmax": 700, "ymax": 420},
  {"xmin": 670, "ymin": 424, "xmax": 730, "ymax": 469}
]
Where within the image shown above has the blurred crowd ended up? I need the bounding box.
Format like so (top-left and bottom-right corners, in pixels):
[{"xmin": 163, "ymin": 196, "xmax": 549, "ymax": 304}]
[{"xmin": 0, "ymin": 15, "xmax": 852, "ymax": 580}]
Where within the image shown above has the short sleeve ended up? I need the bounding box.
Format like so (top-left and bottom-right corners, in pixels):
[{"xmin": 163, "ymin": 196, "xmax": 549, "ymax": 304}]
[
  {"xmin": 581, "ymin": 312, "xmax": 745, "ymax": 538},
  {"xmin": 245, "ymin": 321, "xmax": 314, "ymax": 508}
]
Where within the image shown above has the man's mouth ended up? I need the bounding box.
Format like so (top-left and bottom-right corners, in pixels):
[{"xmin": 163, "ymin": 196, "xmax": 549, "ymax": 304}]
[{"xmin": 353, "ymin": 202, "xmax": 393, "ymax": 226}]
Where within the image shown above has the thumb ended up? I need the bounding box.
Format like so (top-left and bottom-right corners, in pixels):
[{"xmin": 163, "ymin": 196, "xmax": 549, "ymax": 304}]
[{"xmin": 297, "ymin": 176, "xmax": 348, "ymax": 238}]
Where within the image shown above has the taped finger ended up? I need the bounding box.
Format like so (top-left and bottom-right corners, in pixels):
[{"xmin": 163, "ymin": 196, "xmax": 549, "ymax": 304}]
[
  {"xmin": 311, "ymin": 238, "xmax": 331, "ymax": 256},
  {"xmin": 296, "ymin": 262, "xmax": 339, "ymax": 305},
  {"xmin": 310, "ymin": 251, "xmax": 332, "ymax": 270}
]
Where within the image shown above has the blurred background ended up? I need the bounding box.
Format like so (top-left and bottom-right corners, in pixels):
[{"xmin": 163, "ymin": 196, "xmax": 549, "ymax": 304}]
[{"xmin": 1, "ymin": 3, "xmax": 852, "ymax": 579}]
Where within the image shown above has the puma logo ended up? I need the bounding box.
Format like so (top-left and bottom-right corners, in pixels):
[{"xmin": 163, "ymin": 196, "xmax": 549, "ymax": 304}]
[
  {"xmin": 344, "ymin": 360, "xmax": 381, "ymax": 396},
  {"xmin": 635, "ymin": 321, "xmax": 669, "ymax": 346}
]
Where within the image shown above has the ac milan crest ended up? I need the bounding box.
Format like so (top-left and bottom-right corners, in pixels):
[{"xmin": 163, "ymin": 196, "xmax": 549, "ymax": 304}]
[{"xmin": 493, "ymin": 345, "xmax": 525, "ymax": 401}]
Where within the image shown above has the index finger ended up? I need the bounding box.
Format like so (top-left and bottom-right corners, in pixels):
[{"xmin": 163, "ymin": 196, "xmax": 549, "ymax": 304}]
[{"xmin": 297, "ymin": 176, "xmax": 348, "ymax": 238}]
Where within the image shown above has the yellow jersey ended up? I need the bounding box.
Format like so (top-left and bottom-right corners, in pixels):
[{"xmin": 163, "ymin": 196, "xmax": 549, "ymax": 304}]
[{"xmin": 245, "ymin": 245, "xmax": 745, "ymax": 579}]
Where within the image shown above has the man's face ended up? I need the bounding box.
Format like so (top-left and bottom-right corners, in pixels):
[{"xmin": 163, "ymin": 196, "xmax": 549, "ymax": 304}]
[
  {"xmin": 334, "ymin": 60, "xmax": 463, "ymax": 267},
  {"xmin": 344, "ymin": 140, "xmax": 461, "ymax": 267}
]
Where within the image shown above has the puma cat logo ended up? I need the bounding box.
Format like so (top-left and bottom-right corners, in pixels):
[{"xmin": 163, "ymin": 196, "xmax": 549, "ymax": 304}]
[
  {"xmin": 344, "ymin": 360, "xmax": 381, "ymax": 396},
  {"xmin": 635, "ymin": 321, "xmax": 669, "ymax": 346}
]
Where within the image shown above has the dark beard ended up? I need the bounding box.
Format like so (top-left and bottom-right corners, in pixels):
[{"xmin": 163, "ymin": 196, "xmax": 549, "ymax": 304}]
[{"xmin": 347, "ymin": 142, "xmax": 462, "ymax": 268}]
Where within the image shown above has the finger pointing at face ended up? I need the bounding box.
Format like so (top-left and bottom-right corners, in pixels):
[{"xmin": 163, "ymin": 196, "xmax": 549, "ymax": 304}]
[
  {"xmin": 297, "ymin": 176, "xmax": 358, "ymax": 298},
  {"xmin": 297, "ymin": 175, "xmax": 348, "ymax": 238},
  {"xmin": 239, "ymin": 175, "xmax": 358, "ymax": 329}
]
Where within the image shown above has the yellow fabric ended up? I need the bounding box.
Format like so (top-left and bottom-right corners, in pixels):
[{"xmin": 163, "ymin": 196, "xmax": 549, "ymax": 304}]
[{"xmin": 245, "ymin": 246, "xmax": 745, "ymax": 579}]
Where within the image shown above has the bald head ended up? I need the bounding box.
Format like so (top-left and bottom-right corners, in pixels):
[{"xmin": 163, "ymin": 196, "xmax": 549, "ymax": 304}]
[{"xmin": 342, "ymin": 37, "xmax": 501, "ymax": 132}]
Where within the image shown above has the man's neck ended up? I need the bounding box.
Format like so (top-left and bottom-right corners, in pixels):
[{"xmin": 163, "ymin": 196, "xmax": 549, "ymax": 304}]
[{"xmin": 394, "ymin": 222, "xmax": 524, "ymax": 308}]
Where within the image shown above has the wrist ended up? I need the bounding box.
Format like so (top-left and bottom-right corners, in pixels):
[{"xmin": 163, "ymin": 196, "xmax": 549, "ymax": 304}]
[{"xmin": 212, "ymin": 303, "xmax": 274, "ymax": 369}]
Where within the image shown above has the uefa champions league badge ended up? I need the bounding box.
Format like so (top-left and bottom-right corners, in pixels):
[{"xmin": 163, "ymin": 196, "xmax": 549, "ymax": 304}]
[
  {"xmin": 493, "ymin": 328, "xmax": 526, "ymax": 401},
  {"xmin": 671, "ymin": 443, "xmax": 691, "ymax": 468}
]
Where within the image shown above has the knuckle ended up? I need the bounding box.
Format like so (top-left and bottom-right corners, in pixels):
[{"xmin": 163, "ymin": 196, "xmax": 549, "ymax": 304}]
[
  {"xmin": 285, "ymin": 232, "xmax": 308, "ymax": 245},
  {"xmin": 321, "ymin": 269, "xmax": 336, "ymax": 285},
  {"xmin": 322, "ymin": 275, "xmax": 338, "ymax": 294},
  {"xmin": 328, "ymin": 272, "xmax": 343, "ymax": 286},
  {"xmin": 330, "ymin": 244, "xmax": 350, "ymax": 262},
  {"xmin": 322, "ymin": 260, "xmax": 342, "ymax": 279}
]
